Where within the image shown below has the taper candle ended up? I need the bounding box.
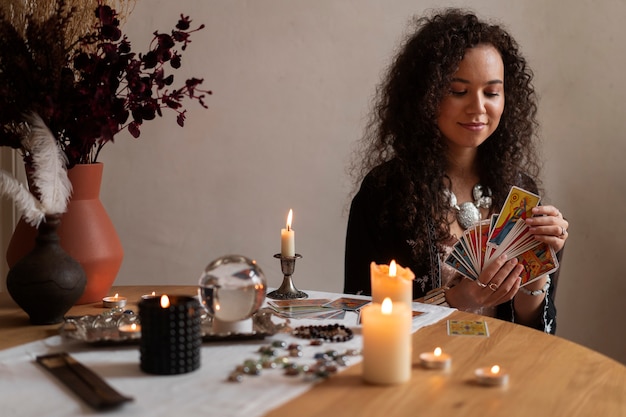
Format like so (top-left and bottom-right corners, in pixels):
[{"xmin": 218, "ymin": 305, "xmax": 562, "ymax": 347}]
[{"xmin": 281, "ymin": 209, "xmax": 295, "ymax": 257}]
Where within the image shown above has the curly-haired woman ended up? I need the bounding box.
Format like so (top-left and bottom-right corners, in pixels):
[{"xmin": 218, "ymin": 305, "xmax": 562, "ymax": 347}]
[{"xmin": 344, "ymin": 8, "xmax": 568, "ymax": 333}]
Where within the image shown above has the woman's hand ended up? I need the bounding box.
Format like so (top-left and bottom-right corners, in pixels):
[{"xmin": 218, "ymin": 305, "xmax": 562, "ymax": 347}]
[
  {"xmin": 524, "ymin": 205, "xmax": 568, "ymax": 253},
  {"xmin": 446, "ymin": 254, "xmax": 523, "ymax": 311}
]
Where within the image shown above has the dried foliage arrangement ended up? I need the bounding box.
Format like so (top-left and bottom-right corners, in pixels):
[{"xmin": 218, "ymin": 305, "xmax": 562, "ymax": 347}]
[
  {"xmin": 0, "ymin": 0, "xmax": 210, "ymax": 166},
  {"xmin": 0, "ymin": 0, "xmax": 135, "ymax": 46}
]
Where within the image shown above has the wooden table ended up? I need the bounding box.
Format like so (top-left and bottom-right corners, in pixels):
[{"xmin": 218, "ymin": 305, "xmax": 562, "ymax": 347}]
[
  {"xmin": 1, "ymin": 286, "xmax": 624, "ymax": 417},
  {"xmin": 0, "ymin": 286, "xmax": 199, "ymax": 350}
]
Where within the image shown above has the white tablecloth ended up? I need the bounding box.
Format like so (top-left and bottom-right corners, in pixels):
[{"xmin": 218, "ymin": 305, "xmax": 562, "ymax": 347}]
[{"xmin": 0, "ymin": 291, "xmax": 454, "ymax": 417}]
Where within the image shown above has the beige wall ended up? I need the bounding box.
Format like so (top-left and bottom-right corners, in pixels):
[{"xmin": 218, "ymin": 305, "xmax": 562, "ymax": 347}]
[
  {"xmin": 0, "ymin": 148, "xmax": 20, "ymax": 291},
  {"xmin": 2, "ymin": 0, "xmax": 624, "ymax": 363}
]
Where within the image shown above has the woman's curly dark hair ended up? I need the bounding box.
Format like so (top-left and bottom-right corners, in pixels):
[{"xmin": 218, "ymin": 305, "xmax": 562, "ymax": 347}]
[{"xmin": 351, "ymin": 8, "xmax": 541, "ymax": 267}]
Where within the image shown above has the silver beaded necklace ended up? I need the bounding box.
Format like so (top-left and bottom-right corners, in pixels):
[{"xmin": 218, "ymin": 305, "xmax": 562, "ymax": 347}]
[{"xmin": 445, "ymin": 184, "xmax": 492, "ymax": 230}]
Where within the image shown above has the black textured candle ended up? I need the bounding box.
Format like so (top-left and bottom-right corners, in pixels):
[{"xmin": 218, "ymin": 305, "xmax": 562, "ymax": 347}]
[{"xmin": 139, "ymin": 295, "xmax": 202, "ymax": 375}]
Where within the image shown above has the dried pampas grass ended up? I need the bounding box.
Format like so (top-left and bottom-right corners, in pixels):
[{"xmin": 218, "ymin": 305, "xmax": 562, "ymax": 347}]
[{"xmin": 0, "ymin": 0, "xmax": 136, "ymax": 46}]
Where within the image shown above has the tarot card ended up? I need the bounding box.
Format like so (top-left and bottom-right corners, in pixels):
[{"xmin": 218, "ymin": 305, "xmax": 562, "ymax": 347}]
[
  {"xmin": 449, "ymin": 241, "xmax": 479, "ymax": 279},
  {"xmin": 506, "ymin": 236, "xmax": 542, "ymax": 259},
  {"xmin": 323, "ymin": 297, "xmax": 370, "ymax": 311},
  {"xmin": 488, "ymin": 186, "xmax": 540, "ymax": 247},
  {"xmin": 268, "ymin": 299, "xmax": 331, "ymax": 309},
  {"xmin": 466, "ymin": 219, "xmax": 491, "ymax": 270},
  {"xmin": 489, "ymin": 220, "xmax": 535, "ymax": 260},
  {"xmin": 445, "ymin": 188, "xmax": 561, "ymax": 288},
  {"xmin": 478, "ymin": 219, "xmax": 491, "ymax": 269},
  {"xmin": 269, "ymin": 307, "xmax": 339, "ymax": 319},
  {"xmin": 517, "ymin": 242, "xmax": 559, "ymax": 286},
  {"xmin": 308, "ymin": 309, "xmax": 347, "ymax": 320},
  {"xmin": 444, "ymin": 252, "xmax": 478, "ymax": 280},
  {"xmin": 463, "ymin": 227, "xmax": 480, "ymax": 271},
  {"xmin": 268, "ymin": 298, "xmax": 337, "ymax": 319},
  {"xmin": 447, "ymin": 320, "xmax": 490, "ymax": 337},
  {"xmin": 482, "ymin": 214, "xmax": 500, "ymax": 264},
  {"xmin": 357, "ymin": 309, "xmax": 426, "ymax": 325},
  {"xmin": 452, "ymin": 239, "xmax": 478, "ymax": 277}
]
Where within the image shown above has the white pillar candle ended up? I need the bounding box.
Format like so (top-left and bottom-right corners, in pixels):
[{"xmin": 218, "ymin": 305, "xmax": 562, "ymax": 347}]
[
  {"xmin": 370, "ymin": 260, "xmax": 414, "ymax": 307},
  {"xmin": 361, "ymin": 298, "xmax": 412, "ymax": 385},
  {"xmin": 280, "ymin": 209, "xmax": 295, "ymax": 257}
]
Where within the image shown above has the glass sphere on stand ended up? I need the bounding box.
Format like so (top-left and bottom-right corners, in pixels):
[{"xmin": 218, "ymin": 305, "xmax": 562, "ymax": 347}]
[{"xmin": 198, "ymin": 255, "xmax": 266, "ymax": 334}]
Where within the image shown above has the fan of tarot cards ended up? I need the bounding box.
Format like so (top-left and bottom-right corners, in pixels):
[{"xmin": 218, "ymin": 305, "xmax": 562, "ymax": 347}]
[{"xmin": 445, "ymin": 186, "xmax": 559, "ymax": 286}]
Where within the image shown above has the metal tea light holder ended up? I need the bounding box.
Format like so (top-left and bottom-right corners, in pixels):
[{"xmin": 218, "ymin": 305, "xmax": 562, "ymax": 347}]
[{"xmin": 267, "ymin": 253, "xmax": 308, "ymax": 299}]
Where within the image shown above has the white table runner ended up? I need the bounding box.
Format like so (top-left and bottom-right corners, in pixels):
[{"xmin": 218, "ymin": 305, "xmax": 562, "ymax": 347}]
[{"xmin": 0, "ymin": 291, "xmax": 453, "ymax": 417}]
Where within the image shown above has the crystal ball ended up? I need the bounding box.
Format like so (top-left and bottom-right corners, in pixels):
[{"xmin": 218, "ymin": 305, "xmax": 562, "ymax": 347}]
[{"xmin": 198, "ymin": 255, "xmax": 267, "ymax": 322}]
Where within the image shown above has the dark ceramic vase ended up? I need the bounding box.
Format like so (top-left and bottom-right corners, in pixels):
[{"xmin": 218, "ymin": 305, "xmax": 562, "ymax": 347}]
[
  {"xmin": 7, "ymin": 163, "xmax": 123, "ymax": 304},
  {"xmin": 6, "ymin": 214, "xmax": 86, "ymax": 325}
]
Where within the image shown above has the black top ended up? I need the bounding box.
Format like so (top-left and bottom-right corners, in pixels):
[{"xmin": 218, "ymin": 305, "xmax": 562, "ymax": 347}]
[{"xmin": 344, "ymin": 159, "xmax": 558, "ymax": 334}]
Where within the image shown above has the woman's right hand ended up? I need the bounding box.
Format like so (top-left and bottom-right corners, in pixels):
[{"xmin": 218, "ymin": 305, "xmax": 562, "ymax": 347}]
[{"xmin": 445, "ymin": 254, "xmax": 523, "ymax": 311}]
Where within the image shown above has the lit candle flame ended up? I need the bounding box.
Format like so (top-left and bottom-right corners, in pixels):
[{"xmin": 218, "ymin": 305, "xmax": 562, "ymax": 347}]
[
  {"xmin": 151, "ymin": 291, "xmax": 156, "ymax": 296},
  {"xmin": 160, "ymin": 295, "xmax": 170, "ymax": 308},
  {"xmin": 130, "ymin": 323, "xmax": 137, "ymax": 331},
  {"xmin": 434, "ymin": 347, "xmax": 442, "ymax": 357},
  {"xmin": 286, "ymin": 209, "xmax": 293, "ymax": 231},
  {"xmin": 389, "ymin": 260, "xmax": 397, "ymax": 277},
  {"xmin": 114, "ymin": 293, "xmax": 119, "ymax": 299},
  {"xmin": 381, "ymin": 297, "xmax": 393, "ymax": 314},
  {"xmin": 491, "ymin": 365, "xmax": 500, "ymax": 374}
]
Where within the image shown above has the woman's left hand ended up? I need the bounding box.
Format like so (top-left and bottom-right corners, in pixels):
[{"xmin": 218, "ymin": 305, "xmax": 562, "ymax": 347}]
[{"xmin": 525, "ymin": 205, "xmax": 568, "ymax": 252}]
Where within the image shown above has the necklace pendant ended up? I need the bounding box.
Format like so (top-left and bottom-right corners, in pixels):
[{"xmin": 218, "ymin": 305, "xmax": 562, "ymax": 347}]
[
  {"xmin": 446, "ymin": 183, "xmax": 492, "ymax": 230},
  {"xmin": 457, "ymin": 202, "xmax": 480, "ymax": 230}
]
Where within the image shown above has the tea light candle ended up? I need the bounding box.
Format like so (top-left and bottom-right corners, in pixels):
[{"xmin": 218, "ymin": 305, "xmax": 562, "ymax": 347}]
[
  {"xmin": 118, "ymin": 323, "xmax": 141, "ymax": 337},
  {"xmin": 370, "ymin": 260, "xmax": 415, "ymax": 307},
  {"xmin": 281, "ymin": 209, "xmax": 295, "ymax": 257},
  {"xmin": 419, "ymin": 347, "xmax": 452, "ymax": 370},
  {"xmin": 475, "ymin": 365, "xmax": 509, "ymax": 386},
  {"xmin": 361, "ymin": 297, "xmax": 412, "ymax": 385},
  {"xmin": 141, "ymin": 291, "xmax": 158, "ymax": 300},
  {"xmin": 102, "ymin": 293, "xmax": 127, "ymax": 308}
]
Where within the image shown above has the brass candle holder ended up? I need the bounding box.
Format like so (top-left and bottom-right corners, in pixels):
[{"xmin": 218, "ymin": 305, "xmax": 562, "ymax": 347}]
[{"xmin": 266, "ymin": 254, "xmax": 308, "ymax": 299}]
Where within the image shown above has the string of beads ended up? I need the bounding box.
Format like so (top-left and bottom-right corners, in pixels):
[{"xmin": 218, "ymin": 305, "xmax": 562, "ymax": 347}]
[{"xmin": 292, "ymin": 324, "xmax": 353, "ymax": 342}]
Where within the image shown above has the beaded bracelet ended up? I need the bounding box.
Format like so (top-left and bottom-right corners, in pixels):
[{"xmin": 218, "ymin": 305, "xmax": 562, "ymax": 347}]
[
  {"xmin": 292, "ymin": 324, "xmax": 354, "ymax": 343},
  {"xmin": 518, "ymin": 276, "xmax": 551, "ymax": 296}
]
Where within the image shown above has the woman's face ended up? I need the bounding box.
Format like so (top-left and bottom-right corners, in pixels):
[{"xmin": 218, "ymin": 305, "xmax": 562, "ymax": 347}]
[{"xmin": 437, "ymin": 44, "xmax": 505, "ymax": 151}]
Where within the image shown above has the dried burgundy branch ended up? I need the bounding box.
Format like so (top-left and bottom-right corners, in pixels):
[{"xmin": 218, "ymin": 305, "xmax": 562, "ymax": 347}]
[{"xmin": 0, "ymin": 0, "xmax": 211, "ymax": 167}]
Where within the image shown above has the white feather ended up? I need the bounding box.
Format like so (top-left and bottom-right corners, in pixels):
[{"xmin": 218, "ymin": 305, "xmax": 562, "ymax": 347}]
[
  {"xmin": 22, "ymin": 112, "xmax": 72, "ymax": 214},
  {"xmin": 0, "ymin": 170, "xmax": 45, "ymax": 227}
]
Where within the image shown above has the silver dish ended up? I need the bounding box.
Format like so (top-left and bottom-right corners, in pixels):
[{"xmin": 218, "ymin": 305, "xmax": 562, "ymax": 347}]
[{"xmin": 60, "ymin": 307, "xmax": 290, "ymax": 346}]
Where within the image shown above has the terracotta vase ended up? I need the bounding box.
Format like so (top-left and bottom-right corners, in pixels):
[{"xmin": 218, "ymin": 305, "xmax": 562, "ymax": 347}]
[
  {"xmin": 6, "ymin": 162, "xmax": 124, "ymax": 304},
  {"xmin": 6, "ymin": 214, "xmax": 86, "ymax": 324}
]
